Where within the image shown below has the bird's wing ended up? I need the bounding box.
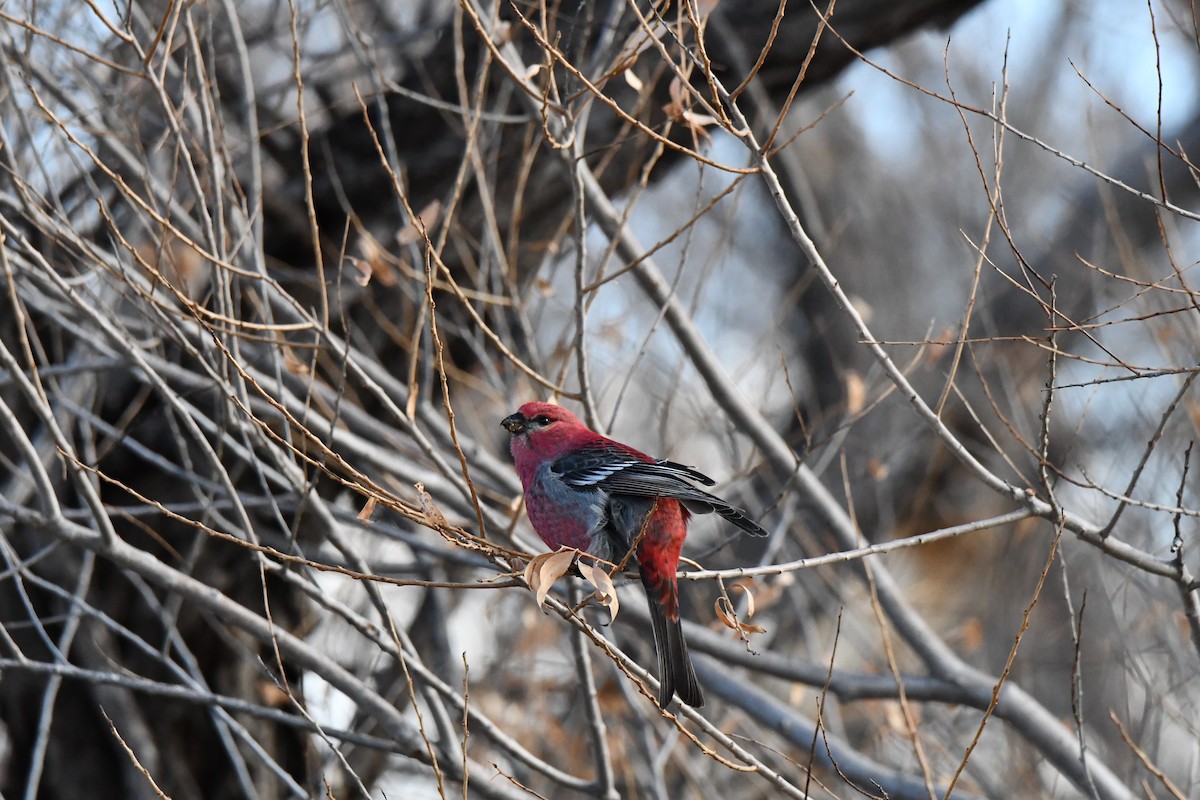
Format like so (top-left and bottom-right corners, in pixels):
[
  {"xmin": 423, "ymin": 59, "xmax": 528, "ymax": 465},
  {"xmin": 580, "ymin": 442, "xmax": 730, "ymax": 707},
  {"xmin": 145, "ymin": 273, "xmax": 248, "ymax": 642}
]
[
  {"xmin": 552, "ymin": 444, "xmax": 767, "ymax": 537},
  {"xmin": 550, "ymin": 445, "xmax": 647, "ymax": 487}
]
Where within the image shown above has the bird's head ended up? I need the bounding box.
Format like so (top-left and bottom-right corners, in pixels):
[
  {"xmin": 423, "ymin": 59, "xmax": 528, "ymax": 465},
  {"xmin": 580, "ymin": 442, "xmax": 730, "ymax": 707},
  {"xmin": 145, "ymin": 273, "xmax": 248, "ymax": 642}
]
[{"xmin": 501, "ymin": 402, "xmax": 583, "ymax": 439}]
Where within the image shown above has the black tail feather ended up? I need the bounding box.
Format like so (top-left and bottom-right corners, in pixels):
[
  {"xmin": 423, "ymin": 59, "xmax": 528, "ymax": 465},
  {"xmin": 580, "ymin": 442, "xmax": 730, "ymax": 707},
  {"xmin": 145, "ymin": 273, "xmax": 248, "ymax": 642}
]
[
  {"xmin": 711, "ymin": 501, "xmax": 769, "ymax": 537},
  {"xmin": 643, "ymin": 580, "xmax": 704, "ymax": 709}
]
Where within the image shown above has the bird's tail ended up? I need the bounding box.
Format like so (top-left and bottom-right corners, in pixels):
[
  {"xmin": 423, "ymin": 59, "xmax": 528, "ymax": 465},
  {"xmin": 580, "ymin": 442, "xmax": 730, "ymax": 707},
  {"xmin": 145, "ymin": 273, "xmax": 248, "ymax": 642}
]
[{"xmin": 642, "ymin": 575, "xmax": 704, "ymax": 709}]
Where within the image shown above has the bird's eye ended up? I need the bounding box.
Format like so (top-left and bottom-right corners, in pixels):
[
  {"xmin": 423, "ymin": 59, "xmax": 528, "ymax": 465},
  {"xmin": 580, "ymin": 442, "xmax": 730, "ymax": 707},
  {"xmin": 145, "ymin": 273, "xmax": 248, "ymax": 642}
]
[{"xmin": 533, "ymin": 415, "xmax": 552, "ymax": 426}]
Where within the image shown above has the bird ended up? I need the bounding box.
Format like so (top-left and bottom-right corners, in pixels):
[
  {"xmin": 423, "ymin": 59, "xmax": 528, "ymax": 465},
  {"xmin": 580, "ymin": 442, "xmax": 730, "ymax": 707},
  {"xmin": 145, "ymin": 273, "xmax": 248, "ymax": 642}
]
[{"xmin": 501, "ymin": 401, "xmax": 766, "ymax": 708}]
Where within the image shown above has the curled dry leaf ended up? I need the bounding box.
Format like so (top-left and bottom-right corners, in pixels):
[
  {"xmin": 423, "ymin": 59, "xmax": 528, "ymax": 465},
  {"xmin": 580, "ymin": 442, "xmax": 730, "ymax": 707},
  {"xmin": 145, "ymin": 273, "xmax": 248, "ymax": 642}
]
[
  {"xmin": 664, "ymin": 75, "xmax": 686, "ymax": 119},
  {"xmin": 523, "ymin": 548, "xmax": 578, "ymax": 609},
  {"xmin": 622, "ymin": 68, "xmax": 644, "ymax": 92},
  {"xmin": 397, "ymin": 200, "xmax": 443, "ymax": 246},
  {"xmin": 682, "ymin": 109, "xmax": 720, "ymax": 130},
  {"xmin": 356, "ymin": 495, "xmax": 378, "ymax": 524},
  {"xmin": 415, "ymin": 482, "xmax": 448, "ymax": 528},
  {"xmin": 347, "ymin": 255, "xmax": 373, "ymax": 287},
  {"xmin": 728, "ymin": 581, "xmax": 756, "ymax": 618},
  {"xmin": 282, "ymin": 348, "xmax": 311, "ymax": 376},
  {"xmin": 578, "ymin": 561, "xmax": 620, "ymax": 624},
  {"xmin": 356, "ymin": 235, "xmax": 397, "ymax": 287},
  {"xmin": 715, "ymin": 595, "xmax": 767, "ymax": 637},
  {"xmin": 663, "ymin": 75, "xmax": 717, "ymax": 144}
]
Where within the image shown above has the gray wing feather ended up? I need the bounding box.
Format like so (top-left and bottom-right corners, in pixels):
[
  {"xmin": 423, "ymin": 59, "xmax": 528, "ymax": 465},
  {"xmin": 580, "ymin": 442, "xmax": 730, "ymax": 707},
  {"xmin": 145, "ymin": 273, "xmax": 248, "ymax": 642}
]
[{"xmin": 553, "ymin": 448, "xmax": 766, "ymax": 537}]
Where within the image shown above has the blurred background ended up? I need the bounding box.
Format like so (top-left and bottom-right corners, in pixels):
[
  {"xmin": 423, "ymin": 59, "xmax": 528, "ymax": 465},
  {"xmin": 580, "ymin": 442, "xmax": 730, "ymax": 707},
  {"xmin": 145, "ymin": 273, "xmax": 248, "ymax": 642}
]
[{"xmin": 0, "ymin": 0, "xmax": 1197, "ymax": 797}]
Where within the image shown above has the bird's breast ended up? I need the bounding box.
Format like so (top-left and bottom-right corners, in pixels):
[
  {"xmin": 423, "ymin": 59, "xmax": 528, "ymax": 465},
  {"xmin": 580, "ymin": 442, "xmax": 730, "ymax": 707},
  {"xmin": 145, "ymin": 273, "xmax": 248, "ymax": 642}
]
[{"xmin": 524, "ymin": 463, "xmax": 602, "ymax": 552}]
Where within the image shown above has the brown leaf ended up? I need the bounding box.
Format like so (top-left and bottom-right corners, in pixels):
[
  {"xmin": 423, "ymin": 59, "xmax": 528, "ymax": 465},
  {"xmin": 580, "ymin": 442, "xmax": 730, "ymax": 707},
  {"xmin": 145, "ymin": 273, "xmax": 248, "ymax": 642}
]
[
  {"xmin": 356, "ymin": 495, "xmax": 378, "ymax": 524},
  {"xmin": 844, "ymin": 370, "xmax": 866, "ymax": 416},
  {"xmin": 357, "ymin": 235, "xmax": 398, "ymax": 287},
  {"xmin": 491, "ymin": 20, "xmax": 515, "ymax": 45},
  {"xmin": 729, "ymin": 582, "xmax": 756, "ymax": 618},
  {"xmin": 397, "ymin": 200, "xmax": 442, "ymax": 246},
  {"xmin": 714, "ymin": 594, "xmax": 767, "ymax": 636},
  {"xmin": 347, "ymin": 255, "xmax": 373, "ymax": 286},
  {"xmin": 715, "ymin": 595, "xmax": 737, "ymax": 630},
  {"xmin": 258, "ymin": 681, "xmax": 290, "ymax": 707},
  {"xmin": 283, "ymin": 348, "xmax": 311, "ymax": 376},
  {"xmin": 664, "ymin": 75, "xmax": 686, "ymax": 120},
  {"xmin": 578, "ymin": 561, "xmax": 620, "ymax": 623},
  {"xmin": 525, "ymin": 548, "xmax": 577, "ymax": 608},
  {"xmin": 415, "ymin": 482, "xmax": 448, "ymax": 528},
  {"xmin": 682, "ymin": 108, "xmax": 718, "ymax": 131}
]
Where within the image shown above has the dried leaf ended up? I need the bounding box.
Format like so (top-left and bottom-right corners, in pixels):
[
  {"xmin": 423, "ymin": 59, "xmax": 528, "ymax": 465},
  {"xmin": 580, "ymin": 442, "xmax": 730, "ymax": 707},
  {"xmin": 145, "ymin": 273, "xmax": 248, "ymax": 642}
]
[
  {"xmin": 845, "ymin": 370, "xmax": 866, "ymax": 416},
  {"xmin": 415, "ymin": 482, "xmax": 447, "ymax": 528},
  {"xmin": 667, "ymin": 76, "xmax": 686, "ymax": 114},
  {"xmin": 356, "ymin": 495, "xmax": 378, "ymax": 524},
  {"xmin": 579, "ymin": 561, "xmax": 620, "ymax": 623},
  {"xmin": 282, "ymin": 348, "xmax": 311, "ymax": 377},
  {"xmin": 662, "ymin": 76, "xmax": 718, "ymax": 144},
  {"xmin": 536, "ymin": 549, "xmax": 577, "ymax": 607},
  {"xmin": 714, "ymin": 595, "xmax": 739, "ymax": 629},
  {"xmin": 525, "ymin": 548, "xmax": 577, "ymax": 608},
  {"xmin": 714, "ymin": 595, "xmax": 767, "ymax": 636},
  {"xmin": 347, "ymin": 255, "xmax": 372, "ymax": 286},
  {"xmin": 397, "ymin": 200, "xmax": 442, "ymax": 246},
  {"xmin": 258, "ymin": 681, "xmax": 290, "ymax": 707},
  {"xmin": 358, "ymin": 235, "xmax": 398, "ymax": 287},
  {"xmin": 729, "ymin": 582, "xmax": 756, "ymax": 618},
  {"xmin": 682, "ymin": 109, "xmax": 719, "ymax": 129},
  {"xmin": 405, "ymin": 383, "xmax": 419, "ymax": 420},
  {"xmin": 492, "ymin": 20, "xmax": 515, "ymax": 45},
  {"xmin": 930, "ymin": 326, "xmax": 958, "ymax": 363},
  {"xmin": 623, "ymin": 68, "xmax": 644, "ymax": 92}
]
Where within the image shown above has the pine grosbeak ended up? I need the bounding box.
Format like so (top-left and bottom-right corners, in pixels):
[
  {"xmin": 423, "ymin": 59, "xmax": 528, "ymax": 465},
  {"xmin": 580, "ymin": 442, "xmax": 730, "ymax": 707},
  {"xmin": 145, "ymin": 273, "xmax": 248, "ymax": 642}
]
[{"xmin": 502, "ymin": 401, "xmax": 766, "ymax": 708}]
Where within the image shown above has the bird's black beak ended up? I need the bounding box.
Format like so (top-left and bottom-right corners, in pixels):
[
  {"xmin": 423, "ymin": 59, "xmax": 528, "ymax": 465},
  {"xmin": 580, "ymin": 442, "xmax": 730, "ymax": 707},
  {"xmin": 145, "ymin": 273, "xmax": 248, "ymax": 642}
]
[{"xmin": 501, "ymin": 413, "xmax": 526, "ymax": 434}]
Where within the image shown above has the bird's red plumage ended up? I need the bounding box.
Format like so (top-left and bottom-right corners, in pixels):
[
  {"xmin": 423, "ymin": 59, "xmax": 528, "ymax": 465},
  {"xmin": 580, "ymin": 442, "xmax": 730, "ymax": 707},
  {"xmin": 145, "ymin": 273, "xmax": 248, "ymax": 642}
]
[
  {"xmin": 500, "ymin": 400, "xmax": 765, "ymax": 707},
  {"xmin": 507, "ymin": 402, "xmax": 688, "ymax": 618}
]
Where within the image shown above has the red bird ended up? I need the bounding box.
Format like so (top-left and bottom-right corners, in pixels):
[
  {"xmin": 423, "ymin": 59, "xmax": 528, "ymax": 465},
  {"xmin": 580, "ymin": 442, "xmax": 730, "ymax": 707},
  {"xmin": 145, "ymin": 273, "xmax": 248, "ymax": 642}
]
[{"xmin": 502, "ymin": 401, "xmax": 766, "ymax": 708}]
